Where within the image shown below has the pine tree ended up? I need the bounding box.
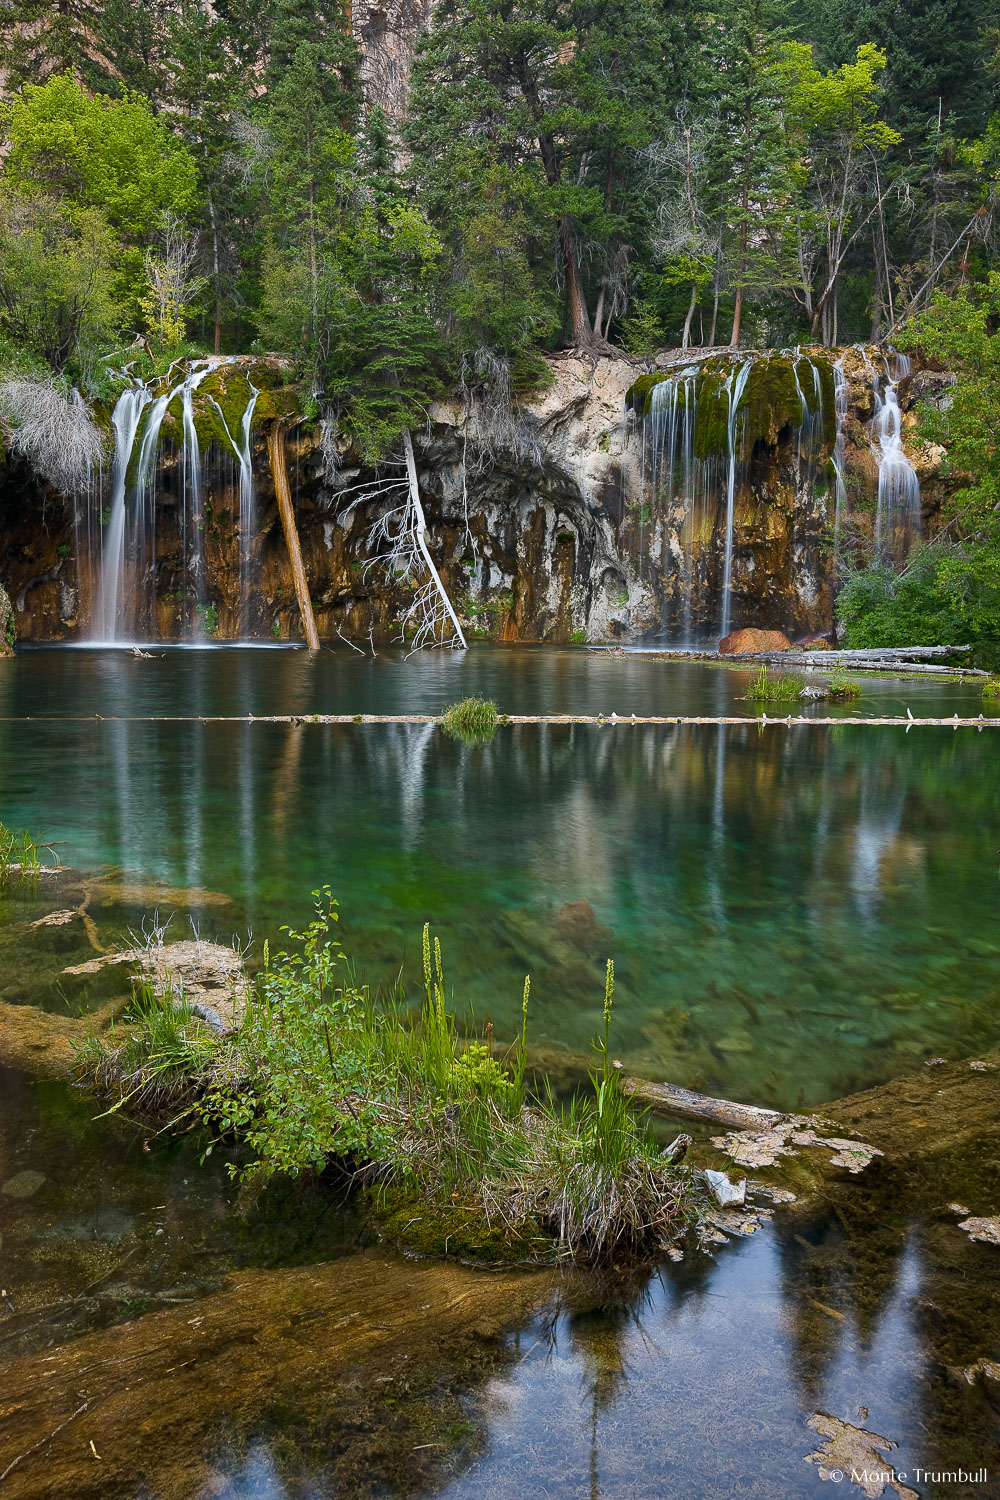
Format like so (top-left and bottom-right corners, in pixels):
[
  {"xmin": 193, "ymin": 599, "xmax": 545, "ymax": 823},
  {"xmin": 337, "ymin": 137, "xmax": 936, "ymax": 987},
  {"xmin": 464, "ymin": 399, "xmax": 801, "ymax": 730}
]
[{"xmin": 705, "ymin": 0, "xmax": 801, "ymax": 345}]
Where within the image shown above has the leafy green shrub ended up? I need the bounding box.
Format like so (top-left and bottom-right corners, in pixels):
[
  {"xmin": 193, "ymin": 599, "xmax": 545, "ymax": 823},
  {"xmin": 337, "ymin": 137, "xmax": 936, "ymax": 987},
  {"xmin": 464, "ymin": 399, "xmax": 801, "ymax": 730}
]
[
  {"xmin": 837, "ymin": 552, "xmax": 1000, "ymax": 671},
  {"xmin": 187, "ymin": 892, "xmax": 696, "ymax": 1261},
  {"xmin": 439, "ymin": 696, "xmax": 499, "ymax": 742},
  {"xmin": 745, "ymin": 666, "xmax": 802, "ymax": 701},
  {"xmin": 982, "ymin": 679, "xmax": 1000, "ymax": 700}
]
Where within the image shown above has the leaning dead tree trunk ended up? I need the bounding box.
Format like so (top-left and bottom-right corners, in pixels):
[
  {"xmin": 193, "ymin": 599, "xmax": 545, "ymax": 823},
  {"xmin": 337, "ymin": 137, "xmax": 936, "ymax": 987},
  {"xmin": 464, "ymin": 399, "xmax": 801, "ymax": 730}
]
[
  {"xmin": 267, "ymin": 421, "xmax": 321, "ymax": 651},
  {"xmin": 402, "ymin": 430, "xmax": 467, "ymax": 650}
]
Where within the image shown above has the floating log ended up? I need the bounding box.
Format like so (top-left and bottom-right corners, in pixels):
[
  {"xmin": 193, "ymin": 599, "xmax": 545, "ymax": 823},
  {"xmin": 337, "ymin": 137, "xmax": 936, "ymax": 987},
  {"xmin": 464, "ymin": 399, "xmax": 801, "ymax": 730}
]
[
  {"xmin": 266, "ymin": 422, "xmax": 321, "ymax": 651},
  {"xmin": 0, "ymin": 712, "xmax": 996, "ymax": 729},
  {"xmin": 626, "ymin": 1075, "xmax": 785, "ymax": 1131},
  {"xmin": 748, "ymin": 654, "xmax": 987, "ymax": 676}
]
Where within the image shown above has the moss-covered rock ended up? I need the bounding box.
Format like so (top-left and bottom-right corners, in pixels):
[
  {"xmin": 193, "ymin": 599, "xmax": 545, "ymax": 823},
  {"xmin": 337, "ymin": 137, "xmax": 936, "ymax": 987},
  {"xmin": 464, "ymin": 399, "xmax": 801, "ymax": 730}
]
[
  {"xmin": 626, "ymin": 352, "xmax": 837, "ymax": 463},
  {"xmin": 371, "ymin": 1183, "xmax": 549, "ymax": 1264}
]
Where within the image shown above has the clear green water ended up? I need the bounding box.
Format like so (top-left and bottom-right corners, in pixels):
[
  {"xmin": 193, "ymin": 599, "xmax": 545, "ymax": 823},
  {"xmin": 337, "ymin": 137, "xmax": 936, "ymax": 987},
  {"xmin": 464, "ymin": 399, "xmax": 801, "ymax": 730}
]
[
  {"xmin": 1, "ymin": 646, "xmax": 998, "ymax": 1497},
  {"xmin": 1, "ymin": 645, "xmax": 997, "ymax": 1107}
]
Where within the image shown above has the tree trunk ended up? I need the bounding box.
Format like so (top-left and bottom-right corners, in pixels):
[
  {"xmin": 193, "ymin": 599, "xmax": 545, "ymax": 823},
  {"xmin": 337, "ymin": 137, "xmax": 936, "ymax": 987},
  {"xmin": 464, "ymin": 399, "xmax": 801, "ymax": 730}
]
[
  {"xmin": 560, "ymin": 217, "xmax": 592, "ymax": 347},
  {"xmin": 682, "ymin": 280, "xmax": 698, "ymax": 350},
  {"xmin": 208, "ymin": 192, "xmax": 222, "ymax": 355},
  {"xmin": 729, "ymin": 284, "xmax": 743, "ymax": 348},
  {"xmin": 267, "ymin": 423, "xmax": 321, "ymax": 650}
]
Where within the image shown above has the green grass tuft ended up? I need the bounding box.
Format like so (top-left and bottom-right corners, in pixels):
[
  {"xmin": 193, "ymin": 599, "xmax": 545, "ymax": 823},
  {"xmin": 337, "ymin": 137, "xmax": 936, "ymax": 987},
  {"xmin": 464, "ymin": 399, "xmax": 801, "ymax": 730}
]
[
  {"xmin": 439, "ymin": 697, "xmax": 500, "ymax": 742},
  {"xmin": 827, "ymin": 664, "xmax": 862, "ymax": 701},
  {"xmin": 0, "ymin": 822, "xmax": 48, "ymax": 878},
  {"xmin": 745, "ymin": 666, "xmax": 802, "ymax": 702}
]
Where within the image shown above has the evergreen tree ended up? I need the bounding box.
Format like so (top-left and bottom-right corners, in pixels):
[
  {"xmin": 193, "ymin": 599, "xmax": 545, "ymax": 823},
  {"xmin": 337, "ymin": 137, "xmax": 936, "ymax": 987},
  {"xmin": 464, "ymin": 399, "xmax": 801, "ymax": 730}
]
[
  {"xmin": 705, "ymin": 0, "xmax": 801, "ymax": 345},
  {"xmin": 408, "ymin": 0, "xmax": 698, "ymax": 350},
  {"xmin": 0, "ymin": 1, "xmax": 113, "ymax": 91}
]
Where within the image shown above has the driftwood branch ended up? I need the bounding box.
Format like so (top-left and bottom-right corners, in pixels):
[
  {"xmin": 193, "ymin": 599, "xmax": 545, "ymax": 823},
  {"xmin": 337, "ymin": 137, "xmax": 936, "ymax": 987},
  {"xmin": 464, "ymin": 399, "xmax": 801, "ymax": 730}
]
[{"xmin": 267, "ymin": 422, "xmax": 320, "ymax": 651}]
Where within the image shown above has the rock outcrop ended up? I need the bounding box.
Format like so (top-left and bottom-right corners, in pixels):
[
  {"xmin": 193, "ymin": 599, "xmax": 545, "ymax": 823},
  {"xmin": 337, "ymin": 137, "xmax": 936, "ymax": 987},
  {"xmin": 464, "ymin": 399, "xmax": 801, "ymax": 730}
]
[{"xmin": 0, "ymin": 347, "xmax": 958, "ymax": 649}]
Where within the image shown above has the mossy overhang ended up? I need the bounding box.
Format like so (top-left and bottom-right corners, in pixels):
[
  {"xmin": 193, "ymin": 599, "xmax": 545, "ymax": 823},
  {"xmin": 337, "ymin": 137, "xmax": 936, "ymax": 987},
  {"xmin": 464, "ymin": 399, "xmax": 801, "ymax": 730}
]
[{"xmin": 625, "ymin": 353, "xmax": 837, "ymax": 461}]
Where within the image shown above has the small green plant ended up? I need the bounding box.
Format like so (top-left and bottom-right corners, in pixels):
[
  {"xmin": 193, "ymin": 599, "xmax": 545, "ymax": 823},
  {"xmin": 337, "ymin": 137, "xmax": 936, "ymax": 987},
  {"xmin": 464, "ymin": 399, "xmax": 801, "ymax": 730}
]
[
  {"xmin": 196, "ymin": 602, "xmax": 219, "ymax": 637},
  {"xmin": 271, "ymin": 618, "xmax": 282, "ymax": 638},
  {"xmin": 569, "ymin": 630, "xmax": 586, "ymax": 644},
  {"xmin": 828, "ymin": 663, "xmax": 862, "ymax": 701},
  {"xmin": 981, "ymin": 679, "xmax": 1000, "ymax": 700},
  {"xmin": 0, "ymin": 821, "xmax": 46, "ymax": 878},
  {"xmin": 745, "ymin": 666, "xmax": 802, "ymax": 702},
  {"xmin": 439, "ymin": 697, "xmax": 499, "ymax": 743},
  {"xmin": 56, "ymin": 543, "xmax": 71, "ymax": 559}
]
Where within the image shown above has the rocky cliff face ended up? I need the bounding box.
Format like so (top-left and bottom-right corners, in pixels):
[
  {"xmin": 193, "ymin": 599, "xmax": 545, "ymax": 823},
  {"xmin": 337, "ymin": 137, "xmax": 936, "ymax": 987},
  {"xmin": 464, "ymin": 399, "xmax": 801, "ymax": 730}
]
[{"xmin": 0, "ymin": 347, "xmax": 956, "ymax": 648}]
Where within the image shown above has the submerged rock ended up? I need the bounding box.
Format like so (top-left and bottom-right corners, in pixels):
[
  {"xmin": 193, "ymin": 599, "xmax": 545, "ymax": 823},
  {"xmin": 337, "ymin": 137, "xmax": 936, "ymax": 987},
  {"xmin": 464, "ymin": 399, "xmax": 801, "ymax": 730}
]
[
  {"xmin": 1, "ymin": 1170, "xmax": 46, "ymax": 1200},
  {"xmin": 957, "ymin": 1215, "xmax": 1000, "ymax": 1247},
  {"xmin": 805, "ymin": 1413, "xmax": 918, "ymax": 1499},
  {"xmin": 62, "ymin": 939, "xmax": 248, "ymax": 1033}
]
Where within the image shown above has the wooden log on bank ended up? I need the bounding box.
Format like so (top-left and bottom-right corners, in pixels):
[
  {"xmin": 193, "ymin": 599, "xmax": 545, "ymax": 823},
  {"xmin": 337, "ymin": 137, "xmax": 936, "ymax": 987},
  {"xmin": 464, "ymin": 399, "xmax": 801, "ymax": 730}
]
[{"xmin": 266, "ymin": 422, "xmax": 321, "ymax": 651}]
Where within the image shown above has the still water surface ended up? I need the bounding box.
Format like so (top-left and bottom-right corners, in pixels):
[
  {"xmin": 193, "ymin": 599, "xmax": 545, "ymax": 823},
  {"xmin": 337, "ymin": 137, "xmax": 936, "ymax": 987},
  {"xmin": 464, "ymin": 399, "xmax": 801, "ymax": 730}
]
[
  {"xmin": 1, "ymin": 646, "xmax": 998, "ymax": 1498},
  {"xmin": 1, "ymin": 646, "xmax": 996, "ymax": 1106}
]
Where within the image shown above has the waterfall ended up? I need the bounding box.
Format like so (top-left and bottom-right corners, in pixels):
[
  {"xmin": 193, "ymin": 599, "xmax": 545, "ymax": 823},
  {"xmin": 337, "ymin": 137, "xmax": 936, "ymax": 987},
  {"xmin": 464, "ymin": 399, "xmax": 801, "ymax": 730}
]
[
  {"xmin": 633, "ymin": 350, "xmax": 831, "ymax": 644},
  {"xmin": 91, "ymin": 357, "xmax": 258, "ymax": 642},
  {"xmin": 207, "ymin": 373, "xmax": 259, "ymax": 630},
  {"xmin": 832, "ymin": 346, "xmax": 921, "ymax": 566},
  {"xmin": 873, "ymin": 353, "xmax": 921, "ymax": 564},
  {"xmin": 830, "ymin": 354, "xmax": 849, "ymax": 539},
  {"xmin": 94, "ymin": 385, "xmax": 152, "ymax": 641},
  {"xmin": 719, "ymin": 357, "xmax": 754, "ymax": 641}
]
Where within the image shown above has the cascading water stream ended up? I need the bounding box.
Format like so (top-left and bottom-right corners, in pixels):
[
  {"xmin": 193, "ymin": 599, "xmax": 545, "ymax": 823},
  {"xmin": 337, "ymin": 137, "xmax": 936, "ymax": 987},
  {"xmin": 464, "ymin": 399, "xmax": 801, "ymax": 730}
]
[
  {"xmin": 92, "ymin": 357, "xmax": 257, "ymax": 642},
  {"xmin": 94, "ymin": 385, "xmax": 153, "ymax": 641},
  {"xmin": 207, "ymin": 374, "xmax": 259, "ymax": 631},
  {"xmin": 719, "ymin": 358, "xmax": 754, "ymax": 641},
  {"xmin": 830, "ymin": 354, "xmax": 850, "ymax": 540},
  {"xmin": 631, "ymin": 349, "xmax": 837, "ymax": 645},
  {"xmin": 873, "ymin": 352, "xmax": 921, "ymax": 563}
]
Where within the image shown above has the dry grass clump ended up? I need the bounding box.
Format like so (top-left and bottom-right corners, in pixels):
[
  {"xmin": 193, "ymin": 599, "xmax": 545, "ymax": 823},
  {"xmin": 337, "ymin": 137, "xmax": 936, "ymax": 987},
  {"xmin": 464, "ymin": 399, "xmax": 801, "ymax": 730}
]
[{"xmin": 0, "ymin": 379, "xmax": 104, "ymax": 492}]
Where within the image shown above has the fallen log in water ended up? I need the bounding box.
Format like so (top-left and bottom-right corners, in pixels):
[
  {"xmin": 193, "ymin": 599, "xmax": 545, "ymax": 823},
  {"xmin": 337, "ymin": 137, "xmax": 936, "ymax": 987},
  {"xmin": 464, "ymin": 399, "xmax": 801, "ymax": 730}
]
[
  {"xmin": 0, "ymin": 1252, "xmax": 556, "ymax": 1500},
  {"xmin": 0, "ymin": 997, "xmax": 122, "ymax": 1081},
  {"xmin": 0, "ymin": 712, "xmax": 997, "ymax": 728},
  {"xmin": 733, "ymin": 645, "xmax": 971, "ymax": 660},
  {"xmin": 747, "ymin": 655, "xmax": 988, "ymax": 677}
]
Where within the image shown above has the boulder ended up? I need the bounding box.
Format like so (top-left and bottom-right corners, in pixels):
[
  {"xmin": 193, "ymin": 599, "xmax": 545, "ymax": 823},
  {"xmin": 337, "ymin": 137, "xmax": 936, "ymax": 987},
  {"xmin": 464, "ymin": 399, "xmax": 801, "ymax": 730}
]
[{"xmin": 718, "ymin": 627, "xmax": 791, "ymax": 655}]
